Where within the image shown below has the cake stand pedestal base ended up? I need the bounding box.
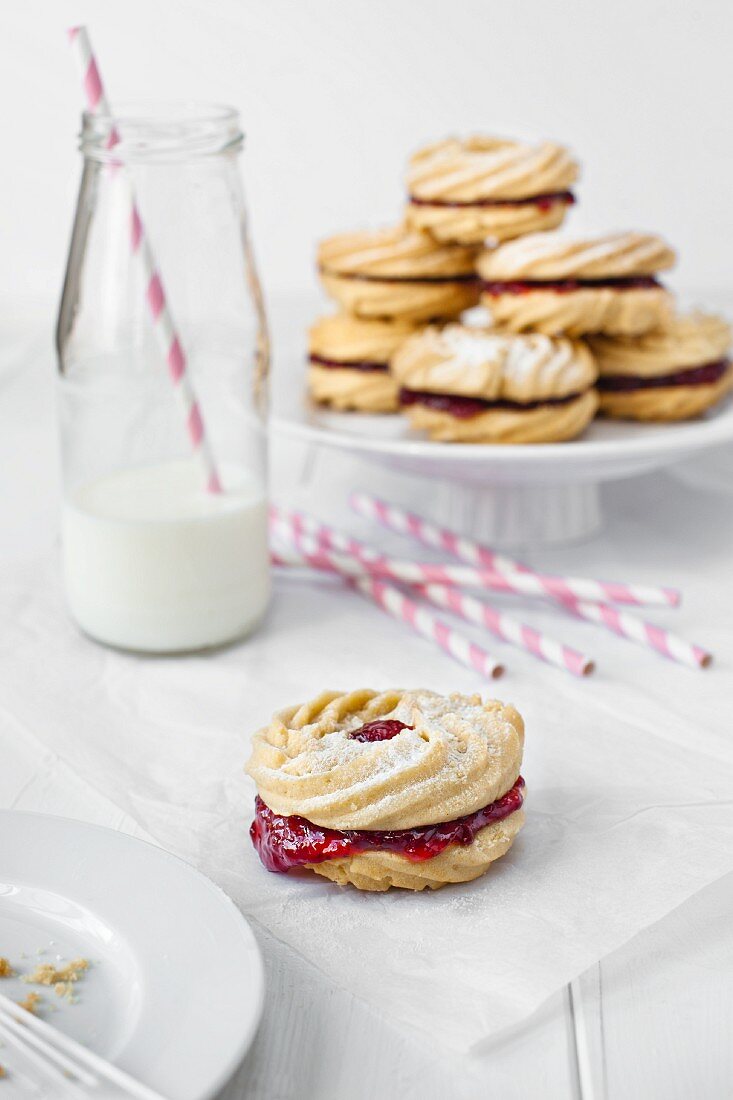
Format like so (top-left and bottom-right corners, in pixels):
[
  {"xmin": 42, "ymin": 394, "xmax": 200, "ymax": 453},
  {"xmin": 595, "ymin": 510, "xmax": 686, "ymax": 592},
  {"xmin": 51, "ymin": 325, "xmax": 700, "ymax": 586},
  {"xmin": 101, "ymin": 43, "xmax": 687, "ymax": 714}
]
[{"xmin": 422, "ymin": 479, "xmax": 602, "ymax": 547}]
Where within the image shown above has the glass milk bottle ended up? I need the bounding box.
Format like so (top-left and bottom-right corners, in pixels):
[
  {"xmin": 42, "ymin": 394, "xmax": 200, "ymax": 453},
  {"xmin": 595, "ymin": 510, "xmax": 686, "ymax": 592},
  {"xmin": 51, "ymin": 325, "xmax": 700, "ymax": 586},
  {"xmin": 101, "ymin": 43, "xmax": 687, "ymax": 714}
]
[{"xmin": 57, "ymin": 104, "xmax": 270, "ymax": 652}]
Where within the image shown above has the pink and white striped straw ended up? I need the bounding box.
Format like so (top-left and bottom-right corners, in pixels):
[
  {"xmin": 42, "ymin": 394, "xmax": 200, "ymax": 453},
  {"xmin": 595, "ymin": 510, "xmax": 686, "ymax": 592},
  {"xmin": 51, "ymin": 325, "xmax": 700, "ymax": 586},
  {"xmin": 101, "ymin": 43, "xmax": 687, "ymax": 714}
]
[
  {"xmin": 67, "ymin": 26, "xmax": 222, "ymax": 494},
  {"xmin": 349, "ymin": 491, "xmax": 679, "ymax": 609},
  {"xmin": 351, "ymin": 492, "xmax": 710, "ymax": 670},
  {"xmin": 354, "ymin": 575, "xmax": 504, "ymax": 680},
  {"xmin": 270, "ymin": 505, "xmax": 594, "ymax": 677},
  {"xmin": 271, "ymin": 546, "xmax": 503, "ymax": 680},
  {"xmin": 414, "ymin": 583, "xmax": 595, "ymax": 677},
  {"xmin": 269, "ymin": 512, "xmax": 674, "ymax": 608},
  {"xmin": 560, "ymin": 596, "xmax": 711, "ymax": 669}
]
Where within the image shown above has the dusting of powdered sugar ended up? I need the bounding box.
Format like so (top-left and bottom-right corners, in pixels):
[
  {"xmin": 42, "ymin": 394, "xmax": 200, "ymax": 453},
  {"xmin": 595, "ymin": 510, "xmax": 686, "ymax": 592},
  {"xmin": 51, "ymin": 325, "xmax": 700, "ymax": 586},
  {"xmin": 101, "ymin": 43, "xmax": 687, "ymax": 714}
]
[
  {"xmin": 437, "ymin": 326, "xmax": 508, "ymax": 368},
  {"xmin": 436, "ymin": 326, "xmax": 583, "ymax": 389},
  {"xmin": 268, "ymin": 690, "xmax": 514, "ymax": 818}
]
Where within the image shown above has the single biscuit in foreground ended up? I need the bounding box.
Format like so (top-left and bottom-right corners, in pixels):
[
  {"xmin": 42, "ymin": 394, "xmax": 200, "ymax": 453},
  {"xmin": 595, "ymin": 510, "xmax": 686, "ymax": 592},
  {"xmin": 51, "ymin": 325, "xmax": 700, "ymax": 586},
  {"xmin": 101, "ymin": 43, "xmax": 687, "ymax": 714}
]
[{"xmin": 246, "ymin": 688, "xmax": 525, "ymax": 891}]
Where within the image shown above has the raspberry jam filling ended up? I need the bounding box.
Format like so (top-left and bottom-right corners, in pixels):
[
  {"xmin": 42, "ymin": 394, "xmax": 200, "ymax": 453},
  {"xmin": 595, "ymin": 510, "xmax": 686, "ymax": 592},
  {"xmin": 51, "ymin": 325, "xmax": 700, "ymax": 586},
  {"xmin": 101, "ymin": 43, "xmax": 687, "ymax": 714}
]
[
  {"xmin": 400, "ymin": 387, "xmax": 583, "ymax": 419},
  {"xmin": 250, "ymin": 777, "xmax": 525, "ymax": 873},
  {"xmin": 409, "ymin": 190, "xmax": 575, "ymax": 211},
  {"xmin": 481, "ymin": 276, "xmax": 661, "ymax": 296},
  {"xmin": 349, "ymin": 719, "xmax": 414, "ymax": 742},
  {"xmin": 321, "ymin": 267, "xmax": 478, "ymax": 285},
  {"xmin": 599, "ymin": 358, "xmax": 730, "ymax": 393},
  {"xmin": 309, "ymin": 353, "xmax": 387, "ymax": 374}
]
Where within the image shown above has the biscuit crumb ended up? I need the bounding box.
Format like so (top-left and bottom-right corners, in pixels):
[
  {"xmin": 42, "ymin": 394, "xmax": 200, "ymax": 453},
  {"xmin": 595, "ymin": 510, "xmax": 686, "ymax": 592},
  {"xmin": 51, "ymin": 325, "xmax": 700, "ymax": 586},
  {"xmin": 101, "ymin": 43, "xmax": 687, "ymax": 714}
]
[
  {"xmin": 53, "ymin": 981, "xmax": 78, "ymax": 1003},
  {"xmin": 0, "ymin": 958, "xmax": 12, "ymax": 978},
  {"xmin": 22, "ymin": 959, "xmax": 89, "ymax": 988},
  {"xmin": 0, "ymin": 1064, "xmax": 6, "ymax": 1078},
  {"xmin": 17, "ymin": 992, "xmax": 41, "ymax": 1015}
]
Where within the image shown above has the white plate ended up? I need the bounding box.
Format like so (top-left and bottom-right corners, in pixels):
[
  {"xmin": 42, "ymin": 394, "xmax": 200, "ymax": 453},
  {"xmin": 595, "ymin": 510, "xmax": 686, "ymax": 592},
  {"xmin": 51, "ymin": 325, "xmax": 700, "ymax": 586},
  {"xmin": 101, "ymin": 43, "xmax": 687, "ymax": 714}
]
[
  {"xmin": 272, "ymin": 383, "xmax": 733, "ymax": 486},
  {"xmin": 0, "ymin": 813, "xmax": 264, "ymax": 1100}
]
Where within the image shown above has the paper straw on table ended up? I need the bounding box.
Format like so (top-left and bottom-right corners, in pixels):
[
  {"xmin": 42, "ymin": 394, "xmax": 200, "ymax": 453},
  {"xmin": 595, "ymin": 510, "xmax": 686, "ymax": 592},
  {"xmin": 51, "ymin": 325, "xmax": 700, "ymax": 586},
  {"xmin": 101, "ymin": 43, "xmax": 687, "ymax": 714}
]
[
  {"xmin": 354, "ymin": 576, "xmax": 505, "ymax": 680},
  {"xmin": 414, "ymin": 583, "xmax": 595, "ymax": 677},
  {"xmin": 561, "ymin": 596, "xmax": 711, "ymax": 669},
  {"xmin": 349, "ymin": 492, "xmax": 680, "ymax": 608},
  {"xmin": 270, "ymin": 506, "xmax": 595, "ymax": 677},
  {"xmin": 351, "ymin": 491, "xmax": 532, "ymax": 575},
  {"xmin": 272, "ymin": 547, "xmax": 504, "ymax": 680},
  {"xmin": 67, "ymin": 26, "xmax": 222, "ymax": 494},
  {"xmin": 269, "ymin": 511, "xmax": 674, "ymax": 608},
  {"xmin": 350, "ymin": 492, "xmax": 711, "ymax": 671}
]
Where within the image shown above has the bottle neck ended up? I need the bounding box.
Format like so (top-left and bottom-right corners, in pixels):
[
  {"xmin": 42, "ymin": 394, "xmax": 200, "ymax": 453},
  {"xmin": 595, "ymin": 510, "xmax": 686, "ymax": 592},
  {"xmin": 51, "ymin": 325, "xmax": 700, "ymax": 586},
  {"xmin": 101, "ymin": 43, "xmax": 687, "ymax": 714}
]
[{"xmin": 81, "ymin": 102, "xmax": 243, "ymax": 165}]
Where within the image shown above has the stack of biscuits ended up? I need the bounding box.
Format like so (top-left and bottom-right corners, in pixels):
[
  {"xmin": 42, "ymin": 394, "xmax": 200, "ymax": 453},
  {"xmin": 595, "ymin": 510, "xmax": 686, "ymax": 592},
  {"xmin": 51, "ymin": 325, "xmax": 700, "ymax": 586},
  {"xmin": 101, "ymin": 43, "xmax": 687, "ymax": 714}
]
[
  {"xmin": 309, "ymin": 134, "xmax": 732, "ymax": 442},
  {"xmin": 309, "ymin": 226, "xmax": 479, "ymax": 413}
]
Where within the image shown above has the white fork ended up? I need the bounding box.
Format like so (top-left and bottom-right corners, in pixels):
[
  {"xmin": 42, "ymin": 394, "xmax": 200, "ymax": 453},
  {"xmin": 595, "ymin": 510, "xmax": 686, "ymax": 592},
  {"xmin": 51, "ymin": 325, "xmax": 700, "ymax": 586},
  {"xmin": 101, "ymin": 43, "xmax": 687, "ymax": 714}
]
[{"xmin": 0, "ymin": 991, "xmax": 170, "ymax": 1099}]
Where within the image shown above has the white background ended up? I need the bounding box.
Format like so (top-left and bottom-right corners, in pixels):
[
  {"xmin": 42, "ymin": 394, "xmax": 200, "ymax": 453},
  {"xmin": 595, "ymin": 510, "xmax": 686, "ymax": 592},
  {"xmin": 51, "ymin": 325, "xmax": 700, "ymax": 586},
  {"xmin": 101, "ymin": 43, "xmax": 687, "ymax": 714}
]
[{"xmin": 3, "ymin": 0, "xmax": 732, "ymax": 310}]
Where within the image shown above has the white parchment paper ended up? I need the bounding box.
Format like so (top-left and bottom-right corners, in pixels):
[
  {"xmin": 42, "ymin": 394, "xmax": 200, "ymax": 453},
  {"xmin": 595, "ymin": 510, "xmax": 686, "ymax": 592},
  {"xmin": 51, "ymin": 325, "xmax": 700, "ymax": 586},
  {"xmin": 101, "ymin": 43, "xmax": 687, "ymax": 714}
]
[{"xmin": 0, "ymin": 550, "xmax": 730, "ymax": 1052}]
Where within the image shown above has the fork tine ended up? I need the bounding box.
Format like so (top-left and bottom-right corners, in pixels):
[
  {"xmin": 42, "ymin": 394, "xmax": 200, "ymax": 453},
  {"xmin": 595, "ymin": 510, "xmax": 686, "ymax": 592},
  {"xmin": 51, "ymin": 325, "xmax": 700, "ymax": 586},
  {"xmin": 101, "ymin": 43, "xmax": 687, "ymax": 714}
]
[
  {"xmin": 0, "ymin": 1018, "xmax": 89, "ymax": 1098},
  {"xmin": 0, "ymin": 1010, "xmax": 97, "ymax": 1085},
  {"xmin": 0, "ymin": 992, "xmax": 170, "ymax": 1100}
]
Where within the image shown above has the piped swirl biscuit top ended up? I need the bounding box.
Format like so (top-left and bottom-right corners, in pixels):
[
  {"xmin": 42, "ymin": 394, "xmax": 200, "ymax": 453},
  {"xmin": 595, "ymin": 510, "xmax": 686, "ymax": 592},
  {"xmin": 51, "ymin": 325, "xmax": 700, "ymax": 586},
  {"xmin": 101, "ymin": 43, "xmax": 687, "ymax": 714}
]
[
  {"xmin": 318, "ymin": 225, "xmax": 477, "ymax": 279},
  {"xmin": 589, "ymin": 312, "xmax": 731, "ymax": 377},
  {"xmin": 408, "ymin": 136, "xmax": 579, "ymax": 201},
  {"xmin": 309, "ymin": 313, "xmax": 419, "ymax": 363},
  {"xmin": 478, "ymin": 231, "xmax": 676, "ymax": 280},
  {"xmin": 390, "ymin": 324, "xmax": 597, "ymax": 401},
  {"xmin": 246, "ymin": 689, "xmax": 524, "ymax": 830}
]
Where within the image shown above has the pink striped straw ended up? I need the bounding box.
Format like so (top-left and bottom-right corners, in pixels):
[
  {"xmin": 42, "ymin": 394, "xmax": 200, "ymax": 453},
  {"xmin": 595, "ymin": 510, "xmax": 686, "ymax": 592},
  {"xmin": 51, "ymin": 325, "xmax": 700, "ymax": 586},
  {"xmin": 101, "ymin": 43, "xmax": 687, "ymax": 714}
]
[
  {"xmin": 67, "ymin": 26, "xmax": 222, "ymax": 494},
  {"xmin": 349, "ymin": 491, "xmax": 679, "ymax": 609},
  {"xmin": 269, "ymin": 512, "xmax": 674, "ymax": 608},
  {"xmin": 350, "ymin": 492, "xmax": 710, "ymax": 671},
  {"xmin": 561, "ymin": 596, "xmax": 711, "ymax": 669},
  {"xmin": 270, "ymin": 505, "xmax": 594, "ymax": 677},
  {"xmin": 354, "ymin": 576, "xmax": 504, "ymax": 680},
  {"xmin": 272, "ymin": 546, "xmax": 503, "ymax": 679},
  {"xmin": 414, "ymin": 583, "xmax": 594, "ymax": 677}
]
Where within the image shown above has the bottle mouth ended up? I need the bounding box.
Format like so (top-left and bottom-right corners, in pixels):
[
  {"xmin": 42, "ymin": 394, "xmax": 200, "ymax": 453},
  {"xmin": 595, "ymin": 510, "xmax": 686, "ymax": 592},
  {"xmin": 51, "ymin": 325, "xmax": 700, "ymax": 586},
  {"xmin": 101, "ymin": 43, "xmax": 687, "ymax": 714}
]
[{"xmin": 80, "ymin": 101, "xmax": 243, "ymax": 163}]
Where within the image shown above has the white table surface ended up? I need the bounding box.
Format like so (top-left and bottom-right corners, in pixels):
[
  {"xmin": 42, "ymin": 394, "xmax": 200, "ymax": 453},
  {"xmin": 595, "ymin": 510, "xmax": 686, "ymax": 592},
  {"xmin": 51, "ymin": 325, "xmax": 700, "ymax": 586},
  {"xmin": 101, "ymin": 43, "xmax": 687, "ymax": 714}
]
[{"xmin": 1, "ymin": 311, "xmax": 732, "ymax": 1100}]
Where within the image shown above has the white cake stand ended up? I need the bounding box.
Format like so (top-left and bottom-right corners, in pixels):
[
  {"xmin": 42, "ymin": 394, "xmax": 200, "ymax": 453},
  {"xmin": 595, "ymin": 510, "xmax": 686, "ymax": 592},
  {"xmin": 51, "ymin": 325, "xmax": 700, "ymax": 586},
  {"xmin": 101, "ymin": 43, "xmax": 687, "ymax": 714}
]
[
  {"xmin": 272, "ymin": 380, "xmax": 733, "ymax": 545},
  {"xmin": 269, "ymin": 293, "xmax": 733, "ymax": 545}
]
